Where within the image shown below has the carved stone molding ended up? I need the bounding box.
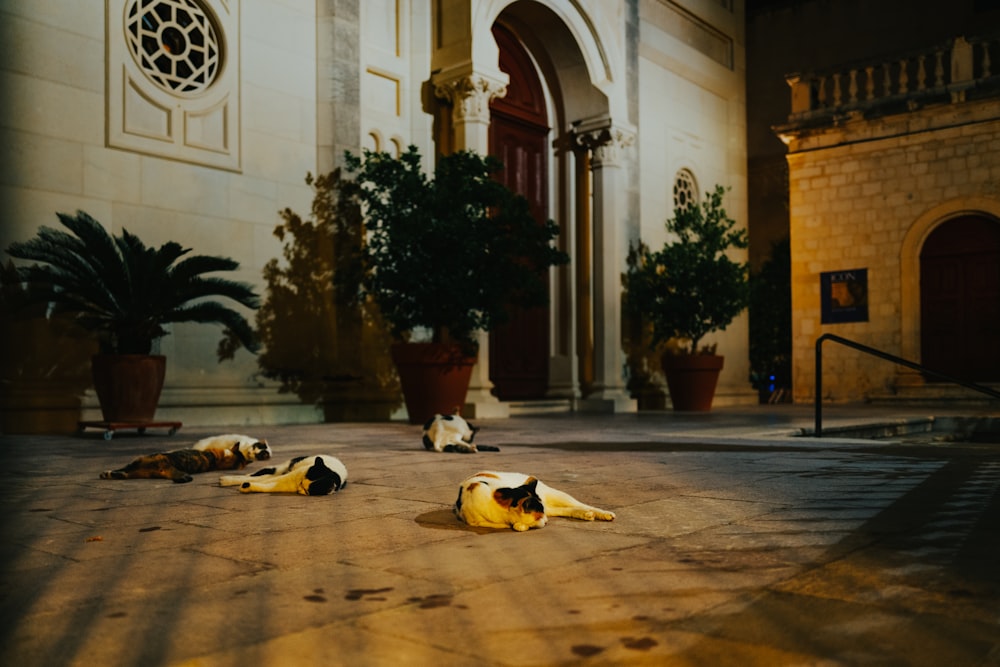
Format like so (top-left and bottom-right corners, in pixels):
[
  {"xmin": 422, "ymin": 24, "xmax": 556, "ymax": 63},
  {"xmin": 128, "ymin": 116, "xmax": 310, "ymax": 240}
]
[
  {"xmin": 433, "ymin": 74, "xmax": 508, "ymax": 125},
  {"xmin": 570, "ymin": 121, "xmax": 635, "ymax": 168},
  {"xmin": 107, "ymin": 0, "xmax": 240, "ymax": 171}
]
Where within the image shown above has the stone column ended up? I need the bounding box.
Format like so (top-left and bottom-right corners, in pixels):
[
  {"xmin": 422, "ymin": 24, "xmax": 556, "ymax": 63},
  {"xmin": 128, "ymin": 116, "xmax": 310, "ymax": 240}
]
[
  {"xmin": 432, "ymin": 70, "xmax": 511, "ymax": 418},
  {"xmin": 572, "ymin": 119, "xmax": 637, "ymax": 413},
  {"xmin": 433, "ymin": 72, "xmax": 508, "ymax": 155},
  {"xmin": 572, "ymin": 142, "xmax": 594, "ymax": 396},
  {"xmin": 316, "ymin": 0, "xmax": 360, "ymax": 173}
]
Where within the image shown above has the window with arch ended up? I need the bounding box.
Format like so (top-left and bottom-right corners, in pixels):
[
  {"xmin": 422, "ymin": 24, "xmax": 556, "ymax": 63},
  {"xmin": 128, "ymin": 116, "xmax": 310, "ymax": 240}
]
[
  {"xmin": 107, "ymin": 0, "xmax": 240, "ymax": 171},
  {"xmin": 673, "ymin": 168, "xmax": 698, "ymax": 211}
]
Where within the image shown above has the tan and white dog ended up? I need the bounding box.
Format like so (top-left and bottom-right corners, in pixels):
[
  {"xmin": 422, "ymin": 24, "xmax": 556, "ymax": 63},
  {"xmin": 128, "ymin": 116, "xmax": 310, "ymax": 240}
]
[
  {"xmin": 454, "ymin": 471, "xmax": 615, "ymax": 531},
  {"xmin": 220, "ymin": 455, "xmax": 347, "ymax": 496},
  {"xmin": 193, "ymin": 433, "xmax": 272, "ymax": 463},
  {"xmin": 422, "ymin": 414, "xmax": 498, "ymax": 453}
]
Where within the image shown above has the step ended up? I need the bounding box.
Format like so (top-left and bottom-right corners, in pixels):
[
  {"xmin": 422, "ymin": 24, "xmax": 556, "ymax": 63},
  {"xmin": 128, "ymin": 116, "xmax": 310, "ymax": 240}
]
[{"xmin": 507, "ymin": 399, "xmax": 574, "ymax": 416}]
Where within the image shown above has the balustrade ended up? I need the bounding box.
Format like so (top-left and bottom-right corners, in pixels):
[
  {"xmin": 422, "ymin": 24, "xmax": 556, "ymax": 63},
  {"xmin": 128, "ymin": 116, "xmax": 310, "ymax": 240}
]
[{"xmin": 787, "ymin": 35, "xmax": 998, "ymax": 119}]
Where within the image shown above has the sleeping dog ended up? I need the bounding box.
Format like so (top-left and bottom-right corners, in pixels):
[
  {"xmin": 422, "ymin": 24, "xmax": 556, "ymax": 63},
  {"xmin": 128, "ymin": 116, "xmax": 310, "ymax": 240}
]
[{"xmin": 422, "ymin": 414, "xmax": 499, "ymax": 453}]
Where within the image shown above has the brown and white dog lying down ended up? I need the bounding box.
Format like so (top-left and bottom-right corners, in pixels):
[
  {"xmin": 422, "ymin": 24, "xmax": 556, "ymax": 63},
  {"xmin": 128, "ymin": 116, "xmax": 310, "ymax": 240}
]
[
  {"xmin": 454, "ymin": 471, "xmax": 615, "ymax": 531},
  {"xmin": 100, "ymin": 434, "xmax": 271, "ymax": 483}
]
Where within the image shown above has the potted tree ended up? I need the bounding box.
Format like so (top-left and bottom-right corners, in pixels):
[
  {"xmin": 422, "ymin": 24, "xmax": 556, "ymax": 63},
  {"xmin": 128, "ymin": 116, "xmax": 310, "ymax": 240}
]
[
  {"xmin": 257, "ymin": 169, "xmax": 401, "ymax": 421},
  {"xmin": 345, "ymin": 146, "xmax": 568, "ymax": 423},
  {"xmin": 5, "ymin": 211, "xmax": 260, "ymax": 431},
  {"xmin": 623, "ymin": 185, "xmax": 749, "ymax": 411}
]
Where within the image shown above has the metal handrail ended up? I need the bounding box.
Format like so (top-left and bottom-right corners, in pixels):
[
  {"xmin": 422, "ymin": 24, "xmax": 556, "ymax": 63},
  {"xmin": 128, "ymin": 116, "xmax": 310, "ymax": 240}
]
[{"xmin": 814, "ymin": 333, "xmax": 1000, "ymax": 437}]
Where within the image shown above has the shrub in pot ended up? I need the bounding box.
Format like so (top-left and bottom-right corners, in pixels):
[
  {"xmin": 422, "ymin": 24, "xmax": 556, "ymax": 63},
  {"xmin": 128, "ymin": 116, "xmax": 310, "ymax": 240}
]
[
  {"xmin": 257, "ymin": 169, "xmax": 401, "ymax": 421},
  {"xmin": 345, "ymin": 146, "xmax": 569, "ymax": 423},
  {"xmin": 5, "ymin": 211, "xmax": 260, "ymax": 425},
  {"xmin": 0, "ymin": 260, "xmax": 94, "ymax": 433},
  {"xmin": 623, "ymin": 185, "xmax": 749, "ymax": 411}
]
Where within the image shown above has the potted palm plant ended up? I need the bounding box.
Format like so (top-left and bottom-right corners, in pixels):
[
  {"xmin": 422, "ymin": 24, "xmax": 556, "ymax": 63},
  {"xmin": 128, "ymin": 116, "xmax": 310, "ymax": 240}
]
[
  {"xmin": 623, "ymin": 185, "xmax": 749, "ymax": 411},
  {"xmin": 5, "ymin": 210, "xmax": 260, "ymax": 429},
  {"xmin": 345, "ymin": 145, "xmax": 568, "ymax": 423}
]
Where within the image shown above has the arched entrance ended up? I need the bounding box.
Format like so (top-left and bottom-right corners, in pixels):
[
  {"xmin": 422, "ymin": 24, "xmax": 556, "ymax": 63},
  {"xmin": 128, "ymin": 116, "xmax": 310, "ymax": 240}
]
[
  {"xmin": 430, "ymin": 0, "xmax": 636, "ymax": 413},
  {"xmin": 920, "ymin": 215, "xmax": 1000, "ymax": 380},
  {"xmin": 488, "ymin": 23, "xmax": 551, "ymax": 399}
]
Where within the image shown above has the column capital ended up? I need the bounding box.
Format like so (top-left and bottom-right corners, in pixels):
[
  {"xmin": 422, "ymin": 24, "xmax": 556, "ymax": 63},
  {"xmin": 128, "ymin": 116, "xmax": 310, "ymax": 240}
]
[
  {"xmin": 433, "ymin": 71, "xmax": 509, "ymax": 126},
  {"xmin": 569, "ymin": 117, "xmax": 635, "ymax": 168}
]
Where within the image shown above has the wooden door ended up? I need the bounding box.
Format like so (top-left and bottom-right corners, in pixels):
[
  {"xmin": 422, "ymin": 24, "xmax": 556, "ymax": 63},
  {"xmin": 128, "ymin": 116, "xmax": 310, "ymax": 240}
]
[
  {"xmin": 920, "ymin": 216, "xmax": 1000, "ymax": 380},
  {"xmin": 488, "ymin": 24, "xmax": 551, "ymax": 400}
]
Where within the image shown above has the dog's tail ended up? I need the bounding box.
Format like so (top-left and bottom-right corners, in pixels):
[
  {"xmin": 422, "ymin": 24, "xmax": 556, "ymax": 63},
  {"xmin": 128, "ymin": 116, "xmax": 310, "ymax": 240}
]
[{"xmin": 476, "ymin": 445, "xmax": 501, "ymax": 452}]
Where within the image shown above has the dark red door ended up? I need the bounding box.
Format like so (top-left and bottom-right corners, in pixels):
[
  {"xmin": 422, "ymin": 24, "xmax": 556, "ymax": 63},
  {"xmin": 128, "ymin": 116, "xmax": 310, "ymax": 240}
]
[
  {"xmin": 920, "ymin": 216, "xmax": 1000, "ymax": 380},
  {"xmin": 488, "ymin": 24, "xmax": 551, "ymax": 400}
]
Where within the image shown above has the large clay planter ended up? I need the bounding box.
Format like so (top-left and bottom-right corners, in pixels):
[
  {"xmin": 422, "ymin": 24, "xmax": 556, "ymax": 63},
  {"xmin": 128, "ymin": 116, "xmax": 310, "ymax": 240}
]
[
  {"xmin": 91, "ymin": 354, "xmax": 166, "ymax": 422},
  {"xmin": 661, "ymin": 353, "xmax": 724, "ymax": 411},
  {"xmin": 391, "ymin": 343, "xmax": 476, "ymax": 425}
]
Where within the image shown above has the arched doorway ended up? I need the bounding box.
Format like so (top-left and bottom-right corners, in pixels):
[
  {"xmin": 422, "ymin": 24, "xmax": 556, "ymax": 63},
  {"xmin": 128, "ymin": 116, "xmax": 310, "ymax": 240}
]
[
  {"xmin": 488, "ymin": 23, "xmax": 552, "ymax": 400},
  {"xmin": 920, "ymin": 215, "xmax": 1000, "ymax": 381}
]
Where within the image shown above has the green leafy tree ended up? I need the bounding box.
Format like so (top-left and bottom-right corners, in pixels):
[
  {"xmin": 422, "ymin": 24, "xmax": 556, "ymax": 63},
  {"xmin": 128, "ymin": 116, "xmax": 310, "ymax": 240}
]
[
  {"xmin": 624, "ymin": 185, "xmax": 749, "ymax": 355},
  {"xmin": 345, "ymin": 146, "xmax": 569, "ymax": 351},
  {"xmin": 256, "ymin": 170, "xmax": 400, "ymax": 419}
]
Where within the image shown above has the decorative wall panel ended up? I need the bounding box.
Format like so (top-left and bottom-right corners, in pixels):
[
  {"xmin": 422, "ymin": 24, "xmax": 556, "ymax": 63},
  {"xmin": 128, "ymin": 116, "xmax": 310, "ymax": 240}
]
[{"xmin": 107, "ymin": 0, "xmax": 240, "ymax": 170}]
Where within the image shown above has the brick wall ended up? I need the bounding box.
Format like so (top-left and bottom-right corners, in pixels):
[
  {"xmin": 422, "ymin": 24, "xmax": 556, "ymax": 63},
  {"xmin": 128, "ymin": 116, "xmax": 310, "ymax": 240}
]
[{"xmin": 785, "ymin": 100, "xmax": 1000, "ymax": 402}]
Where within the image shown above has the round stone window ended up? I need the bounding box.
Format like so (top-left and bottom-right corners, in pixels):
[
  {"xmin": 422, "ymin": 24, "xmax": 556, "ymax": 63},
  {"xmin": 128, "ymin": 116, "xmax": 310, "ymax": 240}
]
[
  {"xmin": 124, "ymin": 0, "xmax": 222, "ymax": 94},
  {"xmin": 673, "ymin": 169, "xmax": 698, "ymax": 212}
]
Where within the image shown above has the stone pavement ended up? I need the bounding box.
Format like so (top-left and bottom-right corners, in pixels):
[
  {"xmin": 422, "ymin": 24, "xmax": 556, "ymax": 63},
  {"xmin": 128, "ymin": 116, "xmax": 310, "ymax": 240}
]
[{"xmin": 1, "ymin": 404, "xmax": 998, "ymax": 666}]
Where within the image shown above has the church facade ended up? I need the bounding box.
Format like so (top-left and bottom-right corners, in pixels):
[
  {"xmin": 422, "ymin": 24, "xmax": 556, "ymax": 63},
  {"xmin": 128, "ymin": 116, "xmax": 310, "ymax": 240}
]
[{"xmin": 1, "ymin": 1, "xmax": 753, "ymax": 431}]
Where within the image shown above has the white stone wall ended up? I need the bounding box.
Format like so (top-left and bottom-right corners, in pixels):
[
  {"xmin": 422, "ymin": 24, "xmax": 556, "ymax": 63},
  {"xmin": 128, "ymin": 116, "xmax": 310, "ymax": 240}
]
[
  {"xmin": 359, "ymin": 0, "xmax": 434, "ymax": 160},
  {"xmin": 1, "ymin": 2, "xmax": 322, "ymax": 427},
  {"xmin": 637, "ymin": 0, "xmax": 754, "ymax": 405},
  {"xmin": 1, "ymin": 0, "xmax": 754, "ymax": 429}
]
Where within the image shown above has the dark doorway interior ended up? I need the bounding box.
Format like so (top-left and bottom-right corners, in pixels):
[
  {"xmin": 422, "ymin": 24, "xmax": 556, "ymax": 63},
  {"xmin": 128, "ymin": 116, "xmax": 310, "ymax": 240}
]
[
  {"xmin": 488, "ymin": 24, "xmax": 552, "ymax": 400},
  {"xmin": 920, "ymin": 215, "xmax": 1000, "ymax": 381}
]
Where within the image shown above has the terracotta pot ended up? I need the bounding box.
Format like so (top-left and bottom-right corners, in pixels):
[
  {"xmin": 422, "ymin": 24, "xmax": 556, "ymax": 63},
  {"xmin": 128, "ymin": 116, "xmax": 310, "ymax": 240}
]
[
  {"xmin": 390, "ymin": 343, "xmax": 475, "ymax": 425},
  {"xmin": 91, "ymin": 354, "xmax": 166, "ymax": 422},
  {"xmin": 661, "ymin": 353, "xmax": 724, "ymax": 411}
]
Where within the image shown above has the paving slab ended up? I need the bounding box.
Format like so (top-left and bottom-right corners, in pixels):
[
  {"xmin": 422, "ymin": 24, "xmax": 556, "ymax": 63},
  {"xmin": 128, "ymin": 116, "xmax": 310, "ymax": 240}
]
[{"xmin": 1, "ymin": 404, "xmax": 998, "ymax": 666}]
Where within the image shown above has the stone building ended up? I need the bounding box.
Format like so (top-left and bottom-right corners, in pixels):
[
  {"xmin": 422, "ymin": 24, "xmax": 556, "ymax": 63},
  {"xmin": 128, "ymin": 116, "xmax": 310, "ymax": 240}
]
[
  {"xmin": 749, "ymin": 0, "xmax": 1000, "ymax": 405},
  {"xmin": 1, "ymin": 1, "xmax": 754, "ymax": 432}
]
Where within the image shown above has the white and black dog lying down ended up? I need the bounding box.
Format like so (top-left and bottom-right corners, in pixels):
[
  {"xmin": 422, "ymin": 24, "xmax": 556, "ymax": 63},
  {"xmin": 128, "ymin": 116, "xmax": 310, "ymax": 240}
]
[
  {"xmin": 454, "ymin": 471, "xmax": 616, "ymax": 531},
  {"xmin": 422, "ymin": 414, "xmax": 499, "ymax": 453},
  {"xmin": 219, "ymin": 455, "xmax": 347, "ymax": 495}
]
